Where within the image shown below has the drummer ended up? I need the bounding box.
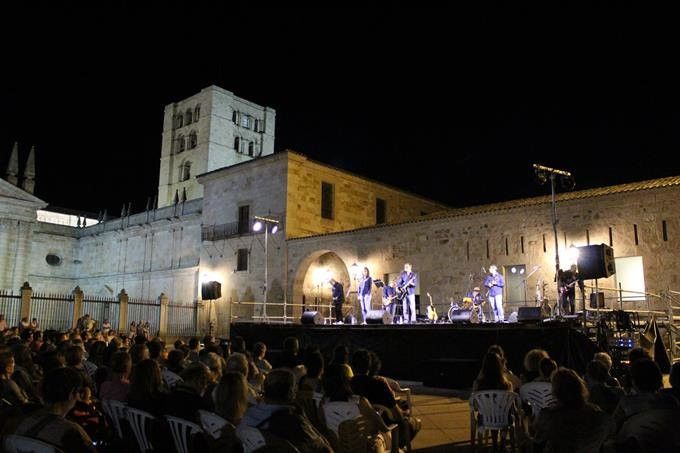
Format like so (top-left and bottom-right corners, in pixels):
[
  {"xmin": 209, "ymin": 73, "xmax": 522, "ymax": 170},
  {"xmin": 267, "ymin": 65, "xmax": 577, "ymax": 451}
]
[{"xmin": 466, "ymin": 286, "xmax": 486, "ymax": 322}]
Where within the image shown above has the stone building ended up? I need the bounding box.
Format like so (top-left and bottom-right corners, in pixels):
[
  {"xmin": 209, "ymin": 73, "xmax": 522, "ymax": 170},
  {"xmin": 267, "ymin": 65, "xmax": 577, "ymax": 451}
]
[{"xmin": 1, "ymin": 85, "xmax": 679, "ymax": 338}]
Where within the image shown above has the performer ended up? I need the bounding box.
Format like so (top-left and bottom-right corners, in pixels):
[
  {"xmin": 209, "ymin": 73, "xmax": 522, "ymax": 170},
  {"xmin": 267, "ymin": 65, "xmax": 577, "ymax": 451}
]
[
  {"xmin": 483, "ymin": 265, "xmax": 505, "ymax": 322},
  {"xmin": 558, "ymin": 264, "xmax": 582, "ymax": 315},
  {"xmin": 329, "ymin": 278, "xmax": 345, "ymax": 324},
  {"xmin": 397, "ymin": 263, "xmax": 418, "ymax": 323},
  {"xmin": 466, "ymin": 286, "xmax": 486, "ymax": 322},
  {"xmin": 382, "ymin": 280, "xmax": 398, "ymax": 318},
  {"xmin": 357, "ymin": 267, "xmax": 373, "ymax": 324}
]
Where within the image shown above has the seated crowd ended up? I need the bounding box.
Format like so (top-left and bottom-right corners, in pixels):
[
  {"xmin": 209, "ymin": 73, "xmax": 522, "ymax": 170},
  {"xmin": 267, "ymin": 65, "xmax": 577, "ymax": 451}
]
[
  {"xmin": 471, "ymin": 344, "xmax": 680, "ymax": 452},
  {"xmin": 0, "ymin": 315, "xmax": 421, "ymax": 452}
]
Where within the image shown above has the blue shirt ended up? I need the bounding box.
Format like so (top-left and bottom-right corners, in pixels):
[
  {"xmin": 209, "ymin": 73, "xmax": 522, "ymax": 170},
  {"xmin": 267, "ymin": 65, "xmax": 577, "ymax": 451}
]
[
  {"xmin": 383, "ymin": 286, "xmax": 396, "ymax": 299},
  {"xmin": 483, "ymin": 273, "xmax": 504, "ymax": 297},
  {"xmin": 397, "ymin": 271, "xmax": 417, "ymax": 296},
  {"xmin": 357, "ymin": 276, "xmax": 372, "ymax": 296}
]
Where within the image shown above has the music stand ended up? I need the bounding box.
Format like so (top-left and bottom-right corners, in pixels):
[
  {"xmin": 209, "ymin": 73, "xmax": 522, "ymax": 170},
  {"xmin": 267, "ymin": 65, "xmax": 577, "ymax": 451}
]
[{"xmin": 373, "ymin": 279, "xmax": 385, "ymax": 288}]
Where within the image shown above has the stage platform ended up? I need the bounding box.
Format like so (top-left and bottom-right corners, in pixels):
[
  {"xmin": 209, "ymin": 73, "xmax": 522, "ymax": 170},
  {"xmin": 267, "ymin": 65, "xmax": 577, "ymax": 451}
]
[{"xmin": 231, "ymin": 321, "xmax": 598, "ymax": 389}]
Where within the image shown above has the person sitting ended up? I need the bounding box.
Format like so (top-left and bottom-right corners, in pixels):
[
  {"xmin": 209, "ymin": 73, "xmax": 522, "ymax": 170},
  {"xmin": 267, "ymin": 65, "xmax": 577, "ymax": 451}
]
[
  {"xmin": 0, "ymin": 351, "xmax": 28, "ymax": 406},
  {"xmin": 166, "ymin": 348, "xmax": 186, "ymax": 375},
  {"xmin": 208, "ymin": 371, "xmax": 249, "ymax": 453},
  {"xmin": 533, "ymin": 368, "xmax": 613, "ymax": 452},
  {"xmin": 253, "ymin": 342, "xmax": 273, "ymax": 375},
  {"xmin": 299, "ymin": 350, "xmax": 324, "ymax": 393},
  {"xmin": 593, "ymin": 351, "xmax": 621, "ymax": 388},
  {"xmin": 241, "ymin": 368, "xmax": 333, "ymax": 453},
  {"xmin": 473, "ymin": 352, "xmax": 513, "ymax": 392},
  {"xmin": 329, "ymin": 345, "xmax": 353, "ymax": 379},
  {"xmin": 164, "ymin": 362, "xmax": 212, "ymax": 423},
  {"xmin": 99, "ymin": 351, "xmax": 131, "ymax": 401},
  {"xmin": 487, "ymin": 344, "xmax": 522, "ymax": 390},
  {"xmin": 127, "ymin": 358, "xmax": 166, "ymax": 416},
  {"xmin": 536, "ymin": 358, "xmax": 558, "ymax": 382},
  {"xmin": 660, "ymin": 361, "xmax": 680, "ymax": 403},
  {"xmin": 584, "ymin": 360, "xmax": 624, "ymax": 415},
  {"xmin": 521, "ymin": 349, "xmax": 550, "ymax": 384},
  {"xmin": 2, "ymin": 367, "xmax": 96, "ymax": 452}
]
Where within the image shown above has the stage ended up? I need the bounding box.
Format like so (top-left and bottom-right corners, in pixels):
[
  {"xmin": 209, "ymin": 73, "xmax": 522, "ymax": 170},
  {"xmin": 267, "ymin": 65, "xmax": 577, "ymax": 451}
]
[{"xmin": 231, "ymin": 320, "xmax": 599, "ymax": 389}]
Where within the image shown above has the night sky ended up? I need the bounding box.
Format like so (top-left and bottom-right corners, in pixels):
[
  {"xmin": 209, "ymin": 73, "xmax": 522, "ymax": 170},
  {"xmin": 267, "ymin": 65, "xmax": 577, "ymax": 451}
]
[{"xmin": 1, "ymin": 5, "xmax": 679, "ymax": 215}]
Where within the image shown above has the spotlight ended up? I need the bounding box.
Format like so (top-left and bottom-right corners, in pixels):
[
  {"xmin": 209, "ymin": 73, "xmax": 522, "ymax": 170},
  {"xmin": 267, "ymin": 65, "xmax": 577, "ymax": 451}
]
[
  {"xmin": 519, "ymin": 268, "xmax": 525, "ymax": 275},
  {"xmin": 253, "ymin": 220, "xmax": 263, "ymax": 232},
  {"xmin": 271, "ymin": 224, "xmax": 278, "ymax": 234},
  {"xmin": 511, "ymin": 267, "xmax": 517, "ymax": 274}
]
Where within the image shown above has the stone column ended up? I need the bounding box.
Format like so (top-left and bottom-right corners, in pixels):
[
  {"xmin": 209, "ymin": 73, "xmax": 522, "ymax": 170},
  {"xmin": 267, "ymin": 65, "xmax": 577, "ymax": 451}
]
[
  {"xmin": 72, "ymin": 286, "xmax": 84, "ymax": 329},
  {"xmin": 118, "ymin": 289, "xmax": 129, "ymax": 333},
  {"xmin": 19, "ymin": 281, "xmax": 32, "ymax": 321},
  {"xmin": 159, "ymin": 293, "xmax": 169, "ymax": 339}
]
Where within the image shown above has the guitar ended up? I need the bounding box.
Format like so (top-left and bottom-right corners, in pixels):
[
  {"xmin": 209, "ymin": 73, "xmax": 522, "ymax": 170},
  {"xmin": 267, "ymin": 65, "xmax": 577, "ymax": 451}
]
[
  {"xmin": 426, "ymin": 292, "xmax": 437, "ymax": 322},
  {"xmin": 396, "ymin": 273, "xmax": 416, "ymax": 301},
  {"xmin": 382, "ymin": 293, "xmax": 398, "ymax": 308}
]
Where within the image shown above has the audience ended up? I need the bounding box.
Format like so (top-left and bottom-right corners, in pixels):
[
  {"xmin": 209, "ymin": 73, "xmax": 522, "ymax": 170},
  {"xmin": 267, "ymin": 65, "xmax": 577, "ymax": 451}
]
[
  {"xmin": 473, "ymin": 352, "xmax": 513, "ymax": 392},
  {"xmin": 127, "ymin": 358, "xmax": 166, "ymax": 416},
  {"xmin": 522, "ymin": 348, "xmax": 549, "ymax": 384},
  {"xmin": 99, "ymin": 351, "xmax": 131, "ymax": 401}
]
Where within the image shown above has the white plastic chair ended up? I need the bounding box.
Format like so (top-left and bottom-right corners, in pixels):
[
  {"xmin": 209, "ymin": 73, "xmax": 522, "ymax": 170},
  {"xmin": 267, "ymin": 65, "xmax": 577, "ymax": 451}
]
[
  {"xmin": 162, "ymin": 368, "xmax": 183, "ymax": 388},
  {"xmin": 470, "ymin": 390, "xmax": 521, "ymax": 451},
  {"xmin": 322, "ymin": 400, "xmax": 361, "ymax": 436},
  {"xmin": 519, "ymin": 381, "xmax": 555, "ymax": 418},
  {"xmin": 382, "ymin": 376, "xmax": 413, "ymax": 412},
  {"xmin": 166, "ymin": 415, "xmax": 202, "ymax": 453},
  {"xmin": 236, "ymin": 425, "xmax": 267, "ymax": 453},
  {"xmin": 3, "ymin": 434, "xmax": 62, "ymax": 453},
  {"xmin": 105, "ymin": 399, "xmax": 128, "ymax": 438},
  {"xmin": 126, "ymin": 406, "xmax": 156, "ymax": 452},
  {"xmin": 197, "ymin": 409, "xmax": 229, "ymax": 439}
]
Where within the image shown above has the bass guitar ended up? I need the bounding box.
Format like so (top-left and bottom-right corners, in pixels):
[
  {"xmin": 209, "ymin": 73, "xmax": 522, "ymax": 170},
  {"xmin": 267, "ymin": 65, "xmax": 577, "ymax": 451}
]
[
  {"xmin": 396, "ymin": 274, "xmax": 416, "ymax": 301},
  {"xmin": 426, "ymin": 292, "xmax": 437, "ymax": 322}
]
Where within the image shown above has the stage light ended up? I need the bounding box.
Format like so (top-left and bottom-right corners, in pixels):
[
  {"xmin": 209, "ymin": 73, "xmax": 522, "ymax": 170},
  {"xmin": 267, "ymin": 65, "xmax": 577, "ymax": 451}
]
[
  {"xmin": 519, "ymin": 268, "xmax": 525, "ymax": 275},
  {"xmin": 511, "ymin": 267, "xmax": 517, "ymax": 274},
  {"xmin": 271, "ymin": 224, "xmax": 278, "ymax": 234},
  {"xmin": 253, "ymin": 220, "xmax": 263, "ymax": 232}
]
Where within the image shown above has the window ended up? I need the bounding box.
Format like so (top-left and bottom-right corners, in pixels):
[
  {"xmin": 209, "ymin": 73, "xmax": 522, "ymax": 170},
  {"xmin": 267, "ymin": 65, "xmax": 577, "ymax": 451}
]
[
  {"xmin": 248, "ymin": 141, "xmax": 254, "ymax": 157},
  {"xmin": 241, "ymin": 115, "xmax": 251, "ymax": 129},
  {"xmin": 177, "ymin": 135, "xmax": 185, "ymax": 153},
  {"xmin": 232, "ymin": 110, "xmax": 238, "ymax": 123},
  {"xmin": 376, "ymin": 198, "xmax": 386, "ymax": 224},
  {"xmin": 238, "ymin": 205, "xmax": 250, "ymax": 234},
  {"xmin": 189, "ymin": 131, "xmax": 197, "ymax": 149},
  {"xmin": 185, "ymin": 109, "xmax": 193, "ymax": 124},
  {"xmin": 321, "ymin": 182, "xmax": 334, "ymax": 219},
  {"xmin": 234, "ymin": 137, "xmax": 240, "ymax": 153},
  {"xmin": 237, "ymin": 249, "xmax": 248, "ymax": 271},
  {"xmin": 181, "ymin": 162, "xmax": 191, "ymax": 182},
  {"xmin": 254, "ymin": 119, "xmax": 260, "ymax": 132},
  {"xmin": 176, "ymin": 115, "xmax": 183, "ymax": 128},
  {"xmin": 46, "ymin": 254, "xmax": 62, "ymax": 266},
  {"xmin": 194, "ymin": 104, "xmax": 200, "ymax": 121}
]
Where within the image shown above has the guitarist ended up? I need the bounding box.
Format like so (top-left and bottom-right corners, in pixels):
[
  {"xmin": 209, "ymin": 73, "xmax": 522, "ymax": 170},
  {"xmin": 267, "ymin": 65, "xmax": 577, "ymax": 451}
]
[
  {"xmin": 397, "ymin": 263, "xmax": 418, "ymax": 323},
  {"xmin": 558, "ymin": 265, "xmax": 582, "ymax": 315},
  {"xmin": 357, "ymin": 267, "xmax": 373, "ymax": 325},
  {"xmin": 382, "ymin": 280, "xmax": 398, "ymax": 319}
]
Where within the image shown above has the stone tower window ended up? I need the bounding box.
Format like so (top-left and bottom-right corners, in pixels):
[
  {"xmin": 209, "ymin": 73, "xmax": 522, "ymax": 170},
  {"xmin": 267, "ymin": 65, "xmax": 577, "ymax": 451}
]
[
  {"xmin": 234, "ymin": 137, "xmax": 240, "ymax": 153},
  {"xmin": 189, "ymin": 131, "xmax": 198, "ymax": 149},
  {"xmin": 248, "ymin": 141, "xmax": 254, "ymax": 157},
  {"xmin": 177, "ymin": 135, "xmax": 185, "ymax": 153},
  {"xmin": 241, "ymin": 115, "xmax": 251, "ymax": 129},
  {"xmin": 185, "ymin": 109, "xmax": 193, "ymax": 124},
  {"xmin": 194, "ymin": 104, "xmax": 201, "ymax": 121},
  {"xmin": 181, "ymin": 161, "xmax": 192, "ymax": 182}
]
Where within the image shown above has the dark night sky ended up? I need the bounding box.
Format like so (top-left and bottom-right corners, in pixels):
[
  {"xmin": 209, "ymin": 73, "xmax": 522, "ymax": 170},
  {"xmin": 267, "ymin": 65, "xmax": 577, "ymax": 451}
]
[{"xmin": 1, "ymin": 5, "xmax": 679, "ymax": 215}]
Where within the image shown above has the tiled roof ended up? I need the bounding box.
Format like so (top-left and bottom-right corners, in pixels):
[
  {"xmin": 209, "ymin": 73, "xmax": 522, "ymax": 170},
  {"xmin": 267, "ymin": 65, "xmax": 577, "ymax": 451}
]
[{"xmin": 289, "ymin": 175, "xmax": 680, "ymax": 241}]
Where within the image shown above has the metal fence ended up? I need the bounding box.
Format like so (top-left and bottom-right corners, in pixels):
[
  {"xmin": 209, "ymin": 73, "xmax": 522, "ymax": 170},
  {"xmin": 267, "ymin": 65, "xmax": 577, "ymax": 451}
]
[
  {"xmin": 127, "ymin": 297, "xmax": 161, "ymax": 336},
  {"xmin": 30, "ymin": 292, "xmax": 74, "ymax": 331},
  {"xmin": 82, "ymin": 296, "xmax": 120, "ymax": 332},
  {"xmin": 0, "ymin": 290, "xmax": 21, "ymax": 327},
  {"xmin": 167, "ymin": 304, "xmax": 198, "ymax": 337}
]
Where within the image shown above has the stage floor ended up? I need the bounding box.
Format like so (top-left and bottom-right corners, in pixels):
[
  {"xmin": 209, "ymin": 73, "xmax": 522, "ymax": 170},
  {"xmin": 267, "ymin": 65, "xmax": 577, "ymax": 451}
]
[{"xmin": 231, "ymin": 321, "xmax": 598, "ymax": 387}]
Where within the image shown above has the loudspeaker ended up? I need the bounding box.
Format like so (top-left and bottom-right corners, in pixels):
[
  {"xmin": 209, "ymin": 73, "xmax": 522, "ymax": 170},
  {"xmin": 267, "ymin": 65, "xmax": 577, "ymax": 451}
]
[
  {"xmin": 300, "ymin": 311, "xmax": 323, "ymax": 325},
  {"xmin": 365, "ymin": 310, "xmax": 393, "ymax": 325},
  {"xmin": 517, "ymin": 306, "xmax": 543, "ymax": 322},
  {"xmin": 589, "ymin": 292, "xmax": 605, "ymax": 308},
  {"xmin": 576, "ymin": 244, "xmax": 616, "ymax": 280},
  {"xmin": 201, "ymin": 281, "xmax": 222, "ymax": 300},
  {"xmin": 449, "ymin": 309, "xmax": 471, "ymax": 322}
]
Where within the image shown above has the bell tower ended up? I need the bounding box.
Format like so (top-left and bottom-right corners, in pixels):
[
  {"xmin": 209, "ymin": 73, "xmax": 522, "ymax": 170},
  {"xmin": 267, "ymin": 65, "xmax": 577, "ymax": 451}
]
[{"xmin": 157, "ymin": 86, "xmax": 276, "ymax": 207}]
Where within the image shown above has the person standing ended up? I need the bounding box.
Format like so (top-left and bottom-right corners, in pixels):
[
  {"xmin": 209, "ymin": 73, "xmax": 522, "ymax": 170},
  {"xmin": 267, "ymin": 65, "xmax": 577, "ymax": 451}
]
[
  {"xmin": 329, "ymin": 278, "xmax": 345, "ymax": 324},
  {"xmin": 357, "ymin": 267, "xmax": 373, "ymax": 324},
  {"xmin": 483, "ymin": 265, "xmax": 505, "ymax": 322},
  {"xmin": 397, "ymin": 263, "xmax": 418, "ymax": 323}
]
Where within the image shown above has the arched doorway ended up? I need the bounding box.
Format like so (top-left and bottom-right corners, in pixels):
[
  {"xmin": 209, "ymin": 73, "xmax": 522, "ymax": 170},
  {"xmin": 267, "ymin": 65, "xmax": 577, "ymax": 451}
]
[{"xmin": 291, "ymin": 250, "xmax": 351, "ymax": 322}]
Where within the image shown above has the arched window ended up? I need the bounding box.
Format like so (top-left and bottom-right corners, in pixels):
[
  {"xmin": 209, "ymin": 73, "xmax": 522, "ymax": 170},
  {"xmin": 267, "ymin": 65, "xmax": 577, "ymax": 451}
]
[
  {"xmin": 181, "ymin": 161, "xmax": 192, "ymax": 182},
  {"xmin": 234, "ymin": 136, "xmax": 240, "ymax": 153},
  {"xmin": 177, "ymin": 135, "xmax": 185, "ymax": 153},
  {"xmin": 189, "ymin": 131, "xmax": 197, "ymax": 149},
  {"xmin": 194, "ymin": 105, "xmax": 201, "ymax": 121},
  {"xmin": 232, "ymin": 110, "xmax": 238, "ymax": 124},
  {"xmin": 185, "ymin": 109, "xmax": 193, "ymax": 124},
  {"xmin": 248, "ymin": 141, "xmax": 254, "ymax": 157},
  {"xmin": 176, "ymin": 115, "xmax": 183, "ymax": 128}
]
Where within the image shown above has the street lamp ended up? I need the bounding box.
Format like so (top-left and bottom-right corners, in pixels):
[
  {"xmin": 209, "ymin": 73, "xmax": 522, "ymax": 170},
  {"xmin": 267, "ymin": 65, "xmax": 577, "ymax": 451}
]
[
  {"xmin": 533, "ymin": 163, "xmax": 575, "ymax": 312},
  {"xmin": 253, "ymin": 215, "xmax": 279, "ymax": 322}
]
